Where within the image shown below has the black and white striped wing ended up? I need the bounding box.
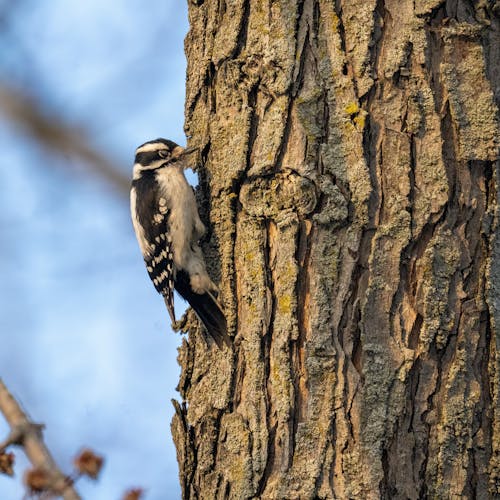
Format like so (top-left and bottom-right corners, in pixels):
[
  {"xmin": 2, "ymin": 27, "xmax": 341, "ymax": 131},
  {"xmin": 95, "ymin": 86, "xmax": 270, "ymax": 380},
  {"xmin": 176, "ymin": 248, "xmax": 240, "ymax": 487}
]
[
  {"xmin": 131, "ymin": 173, "xmax": 176, "ymax": 323},
  {"xmin": 144, "ymin": 208, "xmax": 175, "ymax": 323}
]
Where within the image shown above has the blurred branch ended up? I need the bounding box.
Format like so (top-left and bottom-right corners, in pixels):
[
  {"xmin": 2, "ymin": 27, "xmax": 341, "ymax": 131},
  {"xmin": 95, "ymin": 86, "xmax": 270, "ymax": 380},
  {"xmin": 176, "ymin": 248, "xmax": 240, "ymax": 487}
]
[
  {"xmin": 0, "ymin": 0, "xmax": 16, "ymax": 25},
  {"xmin": 0, "ymin": 378, "xmax": 81, "ymax": 499},
  {"xmin": 0, "ymin": 85, "xmax": 130, "ymax": 194}
]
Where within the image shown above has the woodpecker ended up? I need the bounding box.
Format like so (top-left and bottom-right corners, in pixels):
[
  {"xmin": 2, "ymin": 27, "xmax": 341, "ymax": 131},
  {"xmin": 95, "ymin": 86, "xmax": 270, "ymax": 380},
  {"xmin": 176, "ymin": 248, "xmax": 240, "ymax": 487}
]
[{"xmin": 130, "ymin": 138, "xmax": 230, "ymax": 348}]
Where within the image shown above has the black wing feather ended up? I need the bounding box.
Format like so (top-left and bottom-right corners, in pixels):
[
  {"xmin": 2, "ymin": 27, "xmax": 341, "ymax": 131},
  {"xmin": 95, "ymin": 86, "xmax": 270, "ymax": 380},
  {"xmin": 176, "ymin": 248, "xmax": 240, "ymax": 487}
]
[
  {"xmin": 175, "ymin": 270, "xmax": 230, "ymax": 349},
  {"xmin": 132, "ymin": 171, "xmax": 176, "ymax": 322}
]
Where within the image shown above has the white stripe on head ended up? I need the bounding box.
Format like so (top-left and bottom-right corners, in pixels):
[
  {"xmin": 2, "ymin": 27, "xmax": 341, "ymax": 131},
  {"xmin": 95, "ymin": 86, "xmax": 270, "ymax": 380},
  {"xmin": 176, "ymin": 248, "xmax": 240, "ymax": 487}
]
[{"xmin": 135, "ymin": 142, "xmax": 169, "ymax": 154}]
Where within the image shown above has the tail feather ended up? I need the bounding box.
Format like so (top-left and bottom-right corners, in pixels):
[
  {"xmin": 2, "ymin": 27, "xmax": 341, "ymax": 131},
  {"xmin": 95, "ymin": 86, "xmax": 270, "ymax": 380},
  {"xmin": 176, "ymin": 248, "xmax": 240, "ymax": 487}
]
[
  {"xmin": 163, "ymin": 294, "xmax": 176, "ymax": 324},
  {"xmin": 174, "ymin": 271, "xmax": 231, "ymax": 349}
]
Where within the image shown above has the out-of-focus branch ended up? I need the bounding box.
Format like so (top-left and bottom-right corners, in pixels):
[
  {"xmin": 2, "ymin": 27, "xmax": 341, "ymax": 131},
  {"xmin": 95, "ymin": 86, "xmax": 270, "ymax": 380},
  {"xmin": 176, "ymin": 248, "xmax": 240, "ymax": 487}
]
[
  {"xmin": 0, "ymin": 378, "xmax": 80, "ymax": 499},
  {"xmin": 0, "ymin": 85, "xmax": 130, "ymax": 194}
]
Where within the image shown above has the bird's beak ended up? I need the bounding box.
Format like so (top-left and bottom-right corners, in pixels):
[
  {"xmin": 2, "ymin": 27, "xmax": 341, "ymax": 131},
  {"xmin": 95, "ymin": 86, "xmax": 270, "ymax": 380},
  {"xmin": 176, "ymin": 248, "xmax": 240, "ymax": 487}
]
[
  {"xmin": 181, "ymin": 146, "xmax": 198, "ymax": 156},
  {"xmin": 172, "ymin": 146, "xmax": 198, "ymax": 161},
  {"xmin": 171, "ymin": 146, "xmax": 186, "ymax": 159}
]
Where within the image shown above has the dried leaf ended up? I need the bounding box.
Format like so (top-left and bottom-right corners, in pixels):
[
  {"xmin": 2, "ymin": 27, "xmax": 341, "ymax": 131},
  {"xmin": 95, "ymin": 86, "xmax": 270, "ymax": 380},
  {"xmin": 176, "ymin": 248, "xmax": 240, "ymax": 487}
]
[
  {"xmin": 24, "ymin": 467, "xmax": 51, "ymax": 493},
  {"xmin": 73, "ymin": 448, "xmax": 104, "ymax": 480},
  {"xmin": 0, "ymin": 451, "xmax": 14, "ymax": 476},
  {"xmin": 122, "ymin": 488, "xmax": 144, "ymax": 500}
]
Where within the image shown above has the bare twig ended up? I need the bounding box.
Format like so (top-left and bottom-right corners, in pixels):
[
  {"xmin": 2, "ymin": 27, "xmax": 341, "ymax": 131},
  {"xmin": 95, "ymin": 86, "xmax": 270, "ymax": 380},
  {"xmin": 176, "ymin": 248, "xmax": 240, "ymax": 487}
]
[
  {"xmin": 0, "ymin": 378, "xmax": 80, "ymax": 500},
  {"xmin": 0, "ymin": 85, "xmax": 130, "ymax": 194}
]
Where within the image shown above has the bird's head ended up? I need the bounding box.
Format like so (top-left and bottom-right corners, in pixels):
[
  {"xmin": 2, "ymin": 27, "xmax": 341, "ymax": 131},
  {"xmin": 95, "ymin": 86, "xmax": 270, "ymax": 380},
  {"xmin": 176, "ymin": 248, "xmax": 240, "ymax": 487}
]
[{"xmin": 133, "ymin": 138, "xmax": 195, "ymax": 178}]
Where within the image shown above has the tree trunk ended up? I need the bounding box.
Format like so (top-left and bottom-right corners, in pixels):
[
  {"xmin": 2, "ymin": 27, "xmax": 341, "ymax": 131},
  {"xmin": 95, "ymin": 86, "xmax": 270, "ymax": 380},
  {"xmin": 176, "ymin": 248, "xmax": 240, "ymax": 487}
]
[{"xmin": 171, "ymin": 1, "xmax": 500, "ymax": 498}]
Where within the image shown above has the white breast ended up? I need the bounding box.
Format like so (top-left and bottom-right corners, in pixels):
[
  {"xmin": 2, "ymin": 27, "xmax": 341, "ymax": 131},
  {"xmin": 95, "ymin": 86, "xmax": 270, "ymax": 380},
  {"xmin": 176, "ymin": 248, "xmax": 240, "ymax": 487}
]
[{"xmin": 156, "ymin": 166, "xmax": 198, "ymax": 269}]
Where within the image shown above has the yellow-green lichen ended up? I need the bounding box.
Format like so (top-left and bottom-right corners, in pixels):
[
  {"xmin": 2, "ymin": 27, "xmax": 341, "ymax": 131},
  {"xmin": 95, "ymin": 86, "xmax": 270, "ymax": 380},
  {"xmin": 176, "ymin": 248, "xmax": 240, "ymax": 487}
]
[
  {"xmin": 278, "ymin": 294, "xmax": 292, "ymax": 314},
  {"xmin": 345, "ymin": 101, "xmax": 359, "ymax": 115}
]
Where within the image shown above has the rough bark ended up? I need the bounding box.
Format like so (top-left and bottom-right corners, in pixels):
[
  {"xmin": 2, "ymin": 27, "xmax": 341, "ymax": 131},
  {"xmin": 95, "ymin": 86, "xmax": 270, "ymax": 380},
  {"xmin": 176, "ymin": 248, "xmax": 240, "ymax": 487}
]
[{"xmin": 172, "ymin": 1, "xmax": 500, "ymax": 498}]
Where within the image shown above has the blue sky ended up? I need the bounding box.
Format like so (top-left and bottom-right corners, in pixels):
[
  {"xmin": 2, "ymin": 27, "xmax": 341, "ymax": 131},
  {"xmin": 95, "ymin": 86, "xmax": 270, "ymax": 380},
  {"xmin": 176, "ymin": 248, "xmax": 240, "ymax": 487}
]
[{"xmin": 0, "ymin": 1, "xmax": 189, "ymax": 498}]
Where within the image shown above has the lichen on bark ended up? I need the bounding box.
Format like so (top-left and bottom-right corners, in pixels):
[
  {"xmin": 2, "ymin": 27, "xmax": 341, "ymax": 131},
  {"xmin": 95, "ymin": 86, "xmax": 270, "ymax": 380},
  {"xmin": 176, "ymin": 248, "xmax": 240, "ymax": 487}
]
[{"xmin": 173, "ymin": 1, "xmax": 500, "ymax": 498}]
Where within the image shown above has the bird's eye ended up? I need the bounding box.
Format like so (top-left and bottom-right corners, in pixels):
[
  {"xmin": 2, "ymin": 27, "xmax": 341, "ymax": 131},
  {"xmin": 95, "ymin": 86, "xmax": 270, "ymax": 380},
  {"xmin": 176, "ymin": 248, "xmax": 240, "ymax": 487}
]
[{"xmin": 159, "ymin": 150, "xmax": 169, "ymax": 159}]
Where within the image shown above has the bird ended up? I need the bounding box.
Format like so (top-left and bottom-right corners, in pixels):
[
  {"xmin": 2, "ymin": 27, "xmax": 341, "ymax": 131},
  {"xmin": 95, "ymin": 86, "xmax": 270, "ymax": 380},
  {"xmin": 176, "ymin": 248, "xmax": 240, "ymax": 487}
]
[{"xmin": 130, "ymin": 138, "xmax": 230, "ymax": 348}]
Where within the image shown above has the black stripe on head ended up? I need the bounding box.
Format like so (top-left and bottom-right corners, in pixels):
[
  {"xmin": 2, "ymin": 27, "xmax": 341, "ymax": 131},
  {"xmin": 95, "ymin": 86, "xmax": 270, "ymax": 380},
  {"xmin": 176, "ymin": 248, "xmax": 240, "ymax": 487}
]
[
  {"xmin": 135, "ymin": 150, "xmax": 162, "ymax": 167},
  {"xmin": 134, "ymin": 138, "xmax": 179, "ymax": 166}
]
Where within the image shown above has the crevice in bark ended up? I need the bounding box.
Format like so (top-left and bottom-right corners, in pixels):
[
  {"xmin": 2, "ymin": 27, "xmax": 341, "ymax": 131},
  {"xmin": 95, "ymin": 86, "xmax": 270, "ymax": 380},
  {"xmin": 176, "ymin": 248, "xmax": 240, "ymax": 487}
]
[
  {"xmin": 389, "ymin": 258, "xmax": 406, "ymax": 341},
  {"xmin": 255, "ymin": 421, "xmax": 276, "ymax": 497},
  {"xmin": 207, "ymin": 62, "xmax": 217, "ymax": 114},
  {"xmin": 314, "ymin": 425, "xmax": 335, "ymax": 495},
  {"xmin": 376, "ymin": 139, "xmax": 385, "ymax": 225},
  {"xmin": 338, "ymin": 240, "xmax": 364, "ymax": 366},
  {"xmin": 233, "ymin": 0, "xmax": 251, "ymax": 62},
  {"xmin": 415, "ymin": 2, "xmax": 447, "ymax": 21},
  {"xmin": 371, "ymin": 0, "xmax": 389, "ymax": 79},
  {"xmin": 320, "ymin": 90, "xmax": 330, "ymax": 158},
  {"xmin": 351, "ymin": 311, "xmax": 363, "ymax": 374},
  {"xmin": 418, "ymin": 347, "xmax": 441, "ymax": 493},
  {"xmin": 405, "ymin": 208, "xmax": 447, "ymax": 298},
  {"xmin": 296, "ymin": 0, "xmax": 307, "ymax": 39},
  {"xmin": 312, "ymin": 0, "xmax": 320, "ymax": 41},
  {"xmin": 362, "ymin": 114, "xmax": 382, "ymax": 230},
  {"xmin": 292, "ymin": 27, "xmax": 311, "ymax": 97},
  {"xmin": 246, "ymin": 82, "xmax": 261, "ymax": 172},
  {"xmin": 207, "ymin": 411, "xmax": 224, "ymax": 475},
  {"xmin": 260, "ymin": 218, "xmax": 276, "ymax": 490},
  {"xmin": 408, "ymin": 313, "xmax": 423, "ymax": 349},
  {"xmin": 223, "ymin": 479, "xmax": 230, "ymax": 499},
  {"xmin": 227, "ymin": 190, "xmax": 242, "ymax": 338},
  {"xmin": 440, "ymin": 281, "xmax": 461, "ymax": 355},
  {"xmin": 479, "ymin": 306, "xmax": 493, "ymax": 458},
  {"xmin": 469, "ymin": 446, "xmax": 478, "ymax": 499},
  {"xmin": 407, "ymin": 356, "xmax": 421, "ymax": 434},
  {"xmin": 219, "ymin": 0, "xmax": 228, "ymax": 19},
  {"xmin": 295, "ymin": 219, "xmax": 312, "ymax": 412},
  {"xmin": 327, "ymin": 428, "xmax": 338, "ymax": 496},
  {"xmin": 333, "ymin": 0, "xmax": 359, "ymax": 99},
  {"xmin": 380, "ymin": 447, "xmax": 394, "ymax": 498},
  {"xmin": 350, "ymin": 228, "xmax": 375, "ymax": 375},
  {"xmin": 426, "ymin": 11, "xmax": 446, "ymax": 105},
  {"xmin": 483, "ymin": 160, "xmax": 494, "ymax": 215},
  {"xmin": 232, "ymin": 355, "xmax": 245, "ymax": 409},
  {"xmin": 275, "ymin": 99, "xmax": 295, "ymax": 173}
]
